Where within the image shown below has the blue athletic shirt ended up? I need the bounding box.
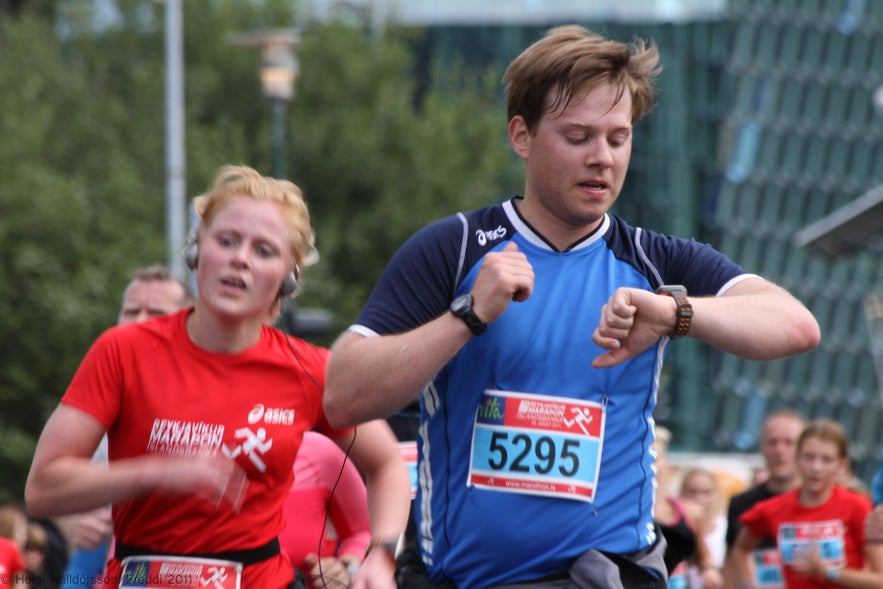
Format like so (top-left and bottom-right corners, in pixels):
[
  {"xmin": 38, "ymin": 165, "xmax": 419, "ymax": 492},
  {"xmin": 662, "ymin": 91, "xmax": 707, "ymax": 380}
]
[{"xmin": 350, "ymin": 198, "xmax": 754, "ymax": 588}]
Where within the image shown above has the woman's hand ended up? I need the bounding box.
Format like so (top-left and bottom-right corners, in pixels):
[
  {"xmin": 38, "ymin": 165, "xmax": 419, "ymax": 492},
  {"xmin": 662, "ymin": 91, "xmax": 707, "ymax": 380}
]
[{"xmin": 303, "ymin": 553, "xmax": 353, "ymax": 589}]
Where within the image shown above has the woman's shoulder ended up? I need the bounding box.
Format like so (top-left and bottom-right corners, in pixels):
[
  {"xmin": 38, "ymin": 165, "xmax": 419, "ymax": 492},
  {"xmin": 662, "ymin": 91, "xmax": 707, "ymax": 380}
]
[
  {"xmin": 264, "ymin": 325, "xmax": 330, "ymax": 363},
  {"xmin": 832, "ymin": 484, "xmax": 872, "ymax": 510}
]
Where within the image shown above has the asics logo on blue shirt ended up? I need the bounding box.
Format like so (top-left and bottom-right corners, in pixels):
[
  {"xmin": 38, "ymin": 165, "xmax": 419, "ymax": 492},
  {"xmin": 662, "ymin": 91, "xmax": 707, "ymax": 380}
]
[{"xmin": 476, "ymin": 225, "xmax": 507, "ymax": 246}]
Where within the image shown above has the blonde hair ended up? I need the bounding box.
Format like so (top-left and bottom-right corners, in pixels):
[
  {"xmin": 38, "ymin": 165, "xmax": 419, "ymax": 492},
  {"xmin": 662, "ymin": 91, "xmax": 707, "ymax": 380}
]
[
  {"xmin": 0, "ymin": 505, "xmax": 27, "ymax": 546},
  {"xmin": 25, "ymin": 521, "xmax": 47, "ymax": 553},
  {"xmin": 655, "ymin": 425, "xmax": 672, "ymax": 452},
  {"xmin": 192, "ymin": 165, "xmax": 319, "ymax": 274},
  {"xmin": 679, "ymin": 467, "xmax": 720, "ymax": 496}
]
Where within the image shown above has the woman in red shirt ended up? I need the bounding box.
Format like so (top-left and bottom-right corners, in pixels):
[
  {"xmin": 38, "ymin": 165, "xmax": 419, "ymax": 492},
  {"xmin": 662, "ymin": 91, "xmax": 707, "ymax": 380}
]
[{"xmin": 24, "ymin": 165, "xmax": 411, "ymax": 589}]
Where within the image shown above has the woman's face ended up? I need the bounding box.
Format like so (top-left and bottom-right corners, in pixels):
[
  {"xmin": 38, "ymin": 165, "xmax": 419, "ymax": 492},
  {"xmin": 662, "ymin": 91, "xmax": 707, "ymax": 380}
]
[
  {"xmin": 797, "ymin": 436, "xmax": 845, "ymax": 496},
  {"xmin": 196, "ymin": 196, "xmax": 292, "ymax": 320},
  {"xmin": 681, "ymin": 472, "xmax": 718, "ymax": 513},
  {"xmin": 24, "ymin": 534, "xmax": 46, "ymax": 572}
]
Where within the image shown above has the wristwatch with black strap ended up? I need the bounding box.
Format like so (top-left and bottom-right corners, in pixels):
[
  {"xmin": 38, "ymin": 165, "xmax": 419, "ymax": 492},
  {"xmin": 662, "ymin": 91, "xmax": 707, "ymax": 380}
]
[
  {"xmin": 655, "ymin": 285, "xmax": 693, "ymax": 338},
  {"xmin": 450, "ymin": 293, "xmax": 487, "ymax": 336}
]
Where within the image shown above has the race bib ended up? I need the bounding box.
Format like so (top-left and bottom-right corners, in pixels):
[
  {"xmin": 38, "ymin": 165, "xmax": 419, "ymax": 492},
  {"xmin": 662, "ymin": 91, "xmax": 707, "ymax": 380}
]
[
  {"xmin": 397, "ymin": 440, "xmax": 418, "ymax": 500},
  {"xmin": 467, "ymin": 390, "xmax": 605, "ymax": 501},
  {"xmin": 119, "ymin": 555, "xmax": 242, "ymax": 589},
  {"xmin": 667, "ymin": 561, "xmax": 688, "ymax": 589},
  {"xmin": 753, "ymin": 547, "xmax": 783, "ymax": 589},
  {"xmin": 778, "ymin": 519, "xmax": 846, "ymax": 568}
]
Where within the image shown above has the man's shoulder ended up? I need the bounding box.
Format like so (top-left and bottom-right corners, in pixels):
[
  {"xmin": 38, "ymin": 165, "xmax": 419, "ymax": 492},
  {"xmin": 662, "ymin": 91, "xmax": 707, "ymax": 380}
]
[
  {"xmin": 603, "ymin": 213, "xmax": 716, "ymax": 258},
  {"xmin": 729, "ymin": 483, "xmax": 778, "ymax": 513},
  {"xmin": 604, "ymin": 213, "xmax": 746, "ymax": 294},
  {"xmin": 407, "ymin": 200, "xmax": 508, "ymax": 246},
  {"xmin": 398, "ymin": 199, "xmax": 513, "ymax": 266}
]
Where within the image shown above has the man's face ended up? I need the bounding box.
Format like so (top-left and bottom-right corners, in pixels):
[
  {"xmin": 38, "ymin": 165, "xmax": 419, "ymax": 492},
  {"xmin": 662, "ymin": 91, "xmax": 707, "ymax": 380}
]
[
  {"xmin": 509, "ymin": 82, "xmax": 633, "ymax": 235},
  {"xmin": 118, "ymin": 279, "xmax": 187, "ymax": 325},
  {"xmin": 761, "ymin": 415, "xmax": 803, "ymax": 483}
]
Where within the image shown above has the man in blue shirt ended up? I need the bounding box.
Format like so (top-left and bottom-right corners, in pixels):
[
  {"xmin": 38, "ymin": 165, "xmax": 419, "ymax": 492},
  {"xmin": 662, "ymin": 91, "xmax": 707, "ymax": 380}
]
[{"xmin": 324, "ymin": 25, "xmax": 820, "ymax": 589}]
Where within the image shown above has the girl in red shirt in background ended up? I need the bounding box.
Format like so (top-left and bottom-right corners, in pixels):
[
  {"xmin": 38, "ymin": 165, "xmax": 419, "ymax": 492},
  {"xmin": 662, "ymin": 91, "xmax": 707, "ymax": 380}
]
[{"xmin": 733, "ymin": 419, "xmax": 883, "ymax": 588}]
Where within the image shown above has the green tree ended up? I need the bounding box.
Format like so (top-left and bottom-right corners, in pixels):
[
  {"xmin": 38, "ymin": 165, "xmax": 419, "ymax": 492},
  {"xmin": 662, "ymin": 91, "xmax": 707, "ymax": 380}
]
[
  {"xmin": 0, "ymin": 10, "xmax": 171, "ymax": 502},
  {"xmin": 0, "ymin": 1, "xmax": 514, "ymax": 503},
  {"xmin": 289, "ymin": 21, "xmax": 515, "ymax": 327}
]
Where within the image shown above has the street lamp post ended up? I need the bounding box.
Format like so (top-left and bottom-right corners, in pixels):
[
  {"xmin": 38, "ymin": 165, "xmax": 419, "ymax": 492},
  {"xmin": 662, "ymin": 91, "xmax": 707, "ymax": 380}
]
[
  {"xmin": 270, "ymin": 97, "xmax": 288, "ymax": 179},
  {"xmin": 163, "ymin": 0, "xmax": 186, "ymax": 281},
  {"xmin": 228, "ymin": 29, "xmax": 301, "ymax": 179},
  {"xmin": 227, "ymin": 29, "xmax": 332, "ymax": 339}
]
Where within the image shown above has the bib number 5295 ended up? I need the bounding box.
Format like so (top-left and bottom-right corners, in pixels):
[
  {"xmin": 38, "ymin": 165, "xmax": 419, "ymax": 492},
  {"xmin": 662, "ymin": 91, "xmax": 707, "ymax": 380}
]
[{"xmin": 486, "ymin": 431, "xmax": 580, "ymax": 477}]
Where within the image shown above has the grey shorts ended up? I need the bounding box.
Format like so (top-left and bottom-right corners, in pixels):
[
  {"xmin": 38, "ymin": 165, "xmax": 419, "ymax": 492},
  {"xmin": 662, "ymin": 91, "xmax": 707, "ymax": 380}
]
[
  {"xmin": 492, "ymin": 534, "xmax": 668, "ymax": 589},
  {"xmin": 397, "ymin": 533, "xmax": 668, "ymax": 589}
]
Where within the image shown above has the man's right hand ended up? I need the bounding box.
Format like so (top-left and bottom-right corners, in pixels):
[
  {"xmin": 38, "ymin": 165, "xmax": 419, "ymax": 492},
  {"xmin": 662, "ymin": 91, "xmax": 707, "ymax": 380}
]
[{"xmin": 470, "ymin": 241, "xmax": 534, "ymax": 322}]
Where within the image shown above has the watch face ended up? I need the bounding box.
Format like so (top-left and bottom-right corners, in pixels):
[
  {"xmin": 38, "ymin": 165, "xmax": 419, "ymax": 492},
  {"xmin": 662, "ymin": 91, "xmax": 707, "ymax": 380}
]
[
  {"xmin": 656, "ymin": 285, "xmax": 687, "ymax": 297},
  {"xmin": 450, "ymin": 294, "xmax": 486, "ymax": 336},
  {"xmin": 451, "ymin": 294, "xmax": 472, "ymax": 314}
]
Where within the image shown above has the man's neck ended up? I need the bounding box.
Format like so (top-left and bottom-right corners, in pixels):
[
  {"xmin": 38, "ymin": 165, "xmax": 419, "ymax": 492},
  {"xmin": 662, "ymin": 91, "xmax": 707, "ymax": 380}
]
[
  {"xmin": 765, "ymin": 475, "xmax": 800, "ymax": 495},
  {"xmin": 512, "ymin": 196, "xmax": 605, "ymax": 252}
]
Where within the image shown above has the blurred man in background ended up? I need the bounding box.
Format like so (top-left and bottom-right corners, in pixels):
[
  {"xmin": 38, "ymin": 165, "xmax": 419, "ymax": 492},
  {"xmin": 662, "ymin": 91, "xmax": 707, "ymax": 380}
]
[{"xmin": 722, "ymin": 410, "xmax": 804, "ymax": 589}]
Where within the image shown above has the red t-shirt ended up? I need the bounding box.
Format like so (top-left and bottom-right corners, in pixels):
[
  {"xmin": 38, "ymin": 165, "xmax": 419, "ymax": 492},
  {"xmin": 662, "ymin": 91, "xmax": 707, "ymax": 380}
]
[
  {"xmin": 62, "ymin": 310, "xmax": 349, "ymax": 588},
  {"xmin": 0, "ymin": 538, "xmax": 25, "ymax": 589},
  {"xmin": 739, "ymin": 485, "xmax": 870, "ymax": 589}
]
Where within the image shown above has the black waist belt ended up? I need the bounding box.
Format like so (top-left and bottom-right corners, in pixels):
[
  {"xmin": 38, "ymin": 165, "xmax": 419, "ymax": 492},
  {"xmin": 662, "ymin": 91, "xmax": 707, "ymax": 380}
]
[{"xmin": 115, "ymin": 537, "xmax": 280, "ymax": 567}]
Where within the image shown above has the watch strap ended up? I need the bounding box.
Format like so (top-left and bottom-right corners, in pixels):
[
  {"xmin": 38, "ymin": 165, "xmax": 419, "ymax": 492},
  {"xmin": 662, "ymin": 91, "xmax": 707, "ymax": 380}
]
[
  {"xmin": 655, "ymin": 285, "xmax": 693, "ymax": 338},
  {"xmin": 824, "ymin": 566, "xmax": 840, "ymax": 582},
  {"xmin": 450, "ymin": 294, "xmax": 487, "ymax": 336}
]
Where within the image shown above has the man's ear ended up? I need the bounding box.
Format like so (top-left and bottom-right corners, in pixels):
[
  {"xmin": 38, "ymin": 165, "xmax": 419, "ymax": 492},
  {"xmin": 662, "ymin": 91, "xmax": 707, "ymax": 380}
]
[{"xmin": 508, "ymin": 115, "xmax": 531, "ymax": 159}]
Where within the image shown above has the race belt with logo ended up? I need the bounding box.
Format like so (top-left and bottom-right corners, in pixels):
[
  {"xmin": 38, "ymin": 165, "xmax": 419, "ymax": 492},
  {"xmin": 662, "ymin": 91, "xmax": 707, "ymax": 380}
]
[{"xmin": 119, "ymin": 555, "xmax": 242, "ymax": 589}]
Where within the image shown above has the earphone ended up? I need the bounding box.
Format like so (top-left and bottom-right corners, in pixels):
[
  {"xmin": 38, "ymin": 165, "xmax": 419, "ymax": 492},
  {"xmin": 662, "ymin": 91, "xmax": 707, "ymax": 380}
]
[{"xmin": 184, "ymin": 240, "xmax": 300, "ymax": 297}]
